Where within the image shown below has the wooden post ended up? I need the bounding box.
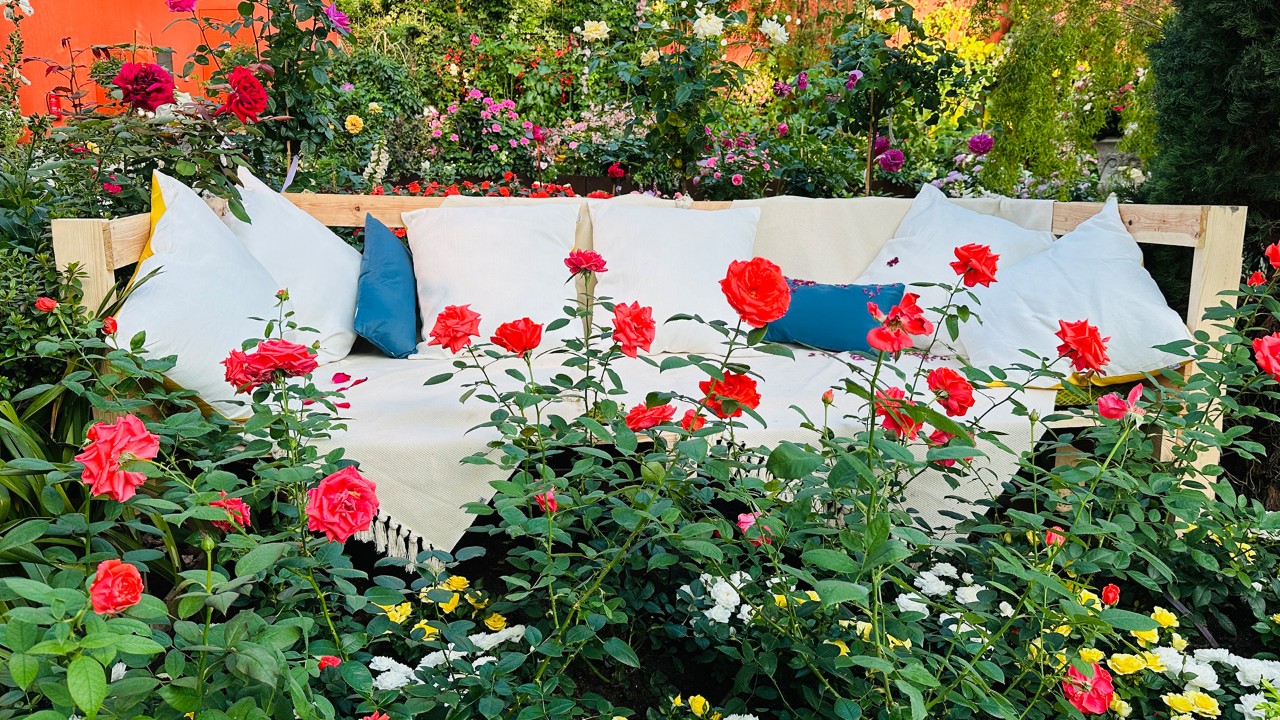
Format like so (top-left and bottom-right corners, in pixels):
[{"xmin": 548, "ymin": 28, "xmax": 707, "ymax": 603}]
[{"xmin": 52, "ymin": 218, "xmax": 116, "ymax": 313}]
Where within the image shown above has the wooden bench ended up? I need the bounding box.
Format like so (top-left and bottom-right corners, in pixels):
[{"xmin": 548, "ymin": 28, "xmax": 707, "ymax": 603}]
[{"xmin": 52, "ymin": 193, "xmax": 1248, "ymax": 472}]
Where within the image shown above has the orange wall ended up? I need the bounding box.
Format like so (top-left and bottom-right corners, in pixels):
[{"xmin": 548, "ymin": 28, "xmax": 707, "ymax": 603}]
[{"xmin": 5, "ymin": 0, "xmax": 247, "ymax": 116}]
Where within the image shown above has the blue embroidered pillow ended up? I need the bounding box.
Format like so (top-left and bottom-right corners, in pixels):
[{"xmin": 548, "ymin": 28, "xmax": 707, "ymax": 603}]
[
  {"xmin": 764, "ymin": 279, "xmax": 906, "ymax": 353},
  {"xmin": 354, "ymin": 215, "xmax": 419, "ymax": 358}
]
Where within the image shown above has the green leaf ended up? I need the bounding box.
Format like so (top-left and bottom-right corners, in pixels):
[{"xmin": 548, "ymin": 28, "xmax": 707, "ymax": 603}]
[
  {"xmin": 1099, "ymin": 608, "xmax": 1160, "ymax": 631},
  {"xmin": 0, "ymin": 520, "xmax": 48, "ymax": 553},
  {"xmin": 68, "ymin": 656, "xmax": 107, "ymax": 716},
  {"xmin": 339, "ymin": 660, "xmax": 373, "ymax": 693},
  {"xmin": 174, "ymin": 160, "xmax": 197, "ymax": 176},
  {"xmin": 113, "ymin": 634, "xmax": 166, "ymax": 656},
  {"xmin": 229, "ymin": 642, "xmax": 280, "ymax": 686},
  {"xmin": 601, "ymin": 637, "xmax": 640, "ymax": 668},
  {"xmin": 3, "ymin": 577, "xmax": 56, "ymax": 603},
  {"xmin": 802, "ymin": 549, "xmax": 858, "ymax": 574},
  {"xmin": 235, "ymin": 542, "xmax": 290, "ymax": 577},
  {"xmin": 766, "ymin": 442, "xmax": 823, "ymax": 480},
  {"xmin": 9, "ymin": 653, "xmax": 38, "ymax": 691},
  {"xmin": 813, "ymin": 580, "xmax": 869, "ymax": 607},
  {"xmin": 478, "ymin": 696, "xmax": 504, "ymax": 719}
]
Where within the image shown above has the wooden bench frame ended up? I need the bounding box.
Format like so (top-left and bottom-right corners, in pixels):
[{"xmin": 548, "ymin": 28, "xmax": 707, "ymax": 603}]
[{"xmin": 51, "ymin": 193, "xmax": 1248, "ymax": 469}]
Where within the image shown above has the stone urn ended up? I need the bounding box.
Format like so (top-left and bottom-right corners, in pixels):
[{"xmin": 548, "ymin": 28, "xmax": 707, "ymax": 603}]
[{"xmin": 1093, "ymin": 136, "xmax": 1143, "ymax": 187}]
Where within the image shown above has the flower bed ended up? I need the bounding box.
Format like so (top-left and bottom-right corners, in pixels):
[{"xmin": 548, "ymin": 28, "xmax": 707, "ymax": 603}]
[{"xmin": 3, "ymin": 238, "xmax": 1280, "ymax": 719}]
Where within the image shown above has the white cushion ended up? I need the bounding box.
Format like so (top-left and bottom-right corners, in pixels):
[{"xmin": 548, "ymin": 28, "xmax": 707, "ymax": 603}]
[
  {"xmin": 959, "ymin": 198, "xmax": 1192, "ymax": 386},
  {"xmin": 222, "ymin": 167, "xmax": 361, "ymax": 363},
  {"xmin": 116, "ymin": 172, "xmax": 287, "ymax": 419},
  {"xmin": 589, "ymin": 203, "xmax": 760, "ymax": 355},
  {"xmin": 855, "ymin": 184, "xmax": 1055, "ymax": 353},
  {"xmin": 403, "ymin": 204, "xmax": 580, "ymax": 359}
]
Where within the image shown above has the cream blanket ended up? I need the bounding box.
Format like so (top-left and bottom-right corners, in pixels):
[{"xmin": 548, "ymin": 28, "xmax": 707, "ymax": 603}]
[{"xmin": 314, "ymin": 351, "xmax": 1057, "ymax": 555}]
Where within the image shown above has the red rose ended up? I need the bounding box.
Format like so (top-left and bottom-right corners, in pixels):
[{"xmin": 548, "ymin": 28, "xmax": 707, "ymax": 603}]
[
  {"xmin": 873, "ymin": 387, "xmax": 921, "ymax": 440},
  {"xmin": 318, "ymin": 655, "xmax": 342, "ymax": 670},
  {"xmin": 223, "ymin": 349, "xmax": 267, "ymax": 392},
  {"xmin": 586, "ymin": 190, "xmax": 613, "ymax": 199},
  {"xmin": 74, "ymin": 414, "xmax": 160, "ymax": 503},
  {"xmin": 1254, "ymin": 332, "xmax": 1280, "ymax": 381},
  {"xmin": 1100, "ymin": 583, "xmax": 1120, "ymax": 606},
  {"xmin": 35, "ymin": 297, "xmax": 58, "ymax": 312},
  {"xmin": 611, "ymin": 302, "xmax": 656, "ymax": 358},
  {"xmin": 102, "ymin": 316, "xmax": 118, "ymax": 335},
  {"xmin": 698, "ymin": 372, "xmax": 761, "ymax": 419},
  {"xmin": 1055, "ymin": 320, "xmax": 1110, "ymax": 375},
  {"xmin": 607, "ymin": 162, "xmax": 625, "ymax": 179},
  {"xmin": 1266, "ymin": 243, "xmax": 1280, "ymax": 269},
  {"xmin": 428, "ymin": 305, "xmax": 482, "ymax": 354},
  {"xmin": 103, "ymin": 182, "xmax": 123, "ymax": 195},
  {"xmin": 1248, "ymin": 271, "xmax": 1267, "ymax": 287},
  {"xmin": 89, "ymin": 559, "xmax": 144, "ymax": 615},
  {"xmin": 926, "ymin": 367, "xmax": 975, "ymax": 417},
  {"xmin": 209, "ymin": 491, "xmax": 251, "ymax": 532},
  {"xmin": 490, "ymin": 317, "xmax": 543, "ymax": 356},
  {"xmin": 251, "ymin": 338, "xmax": 319, "ymax": 378},
  {"xmin": 681, "ymin": 410, "xmax": 706, "ymax": 432},
  {"xmin": 1061, "ymin": 663, "xmax": 1114, "ymax": 715},
  {"xmin": 926, "ymin": 428, "xmax": 962, "ymax": 467},
  {"xmin": 112, "ymin": 62, "xmax": 175, "ymax": 112},
  {"xmin": 306, "ymin": 466, "xmax": 379, "ymax": 544},
  {"xmin": 720, "ymin": 257, "xmax": 792, "ymax": 328},
  {"xmin": 216, "ymin": 66, "xmax": 269, "ymax": 124},
  {"xmin": 565, "ymin": 249, "xmax": 608, "ymax": 275},
  {"xmin": 821, "ymin": 389, "xmax": 835, "ymax": 405},
  {"xmin": 625, "ymin": 403, "xmax": 676, "ymax": 431},
  {"xmin": 1046, "ymin": 526, "xmax": 1066, "ymax": 546},
  {"xmin": 867, "ymin": 293, "xmax": 934, "ymax": 353},
  {"xmin": 534, "ymin": 488, "xmax": 557, "ymax": 513},
  {"xmin": 363, "ymin": 713, "xmax": 390, "ymax": 720},
  {"xmin": 949, "ymin": 243, "xmax": 1000, "ymax": 288}
]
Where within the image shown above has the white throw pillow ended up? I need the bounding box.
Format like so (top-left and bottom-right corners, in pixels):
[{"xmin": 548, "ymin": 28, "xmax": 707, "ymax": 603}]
[
  {"xmin": 959, "ymin": 197, "xmax": 1192, "ymax": 386},
  {"xmin": 403, "ymin": 204, "xmax": 580, "ymax": 359},
  {"xmin": 855, "ymin": 184, "xmax": 1055, "ymax": 353},
  {"xmin": 222, "ymin": 167, "xmax": 361, "ymax": 363},
  {"xmin": 589, "ymin": 203, "xmax": 760, "ymax": 355},
  {"xmin": 116, "ymin": 172, "xmax": 287, "ymax": 419}
]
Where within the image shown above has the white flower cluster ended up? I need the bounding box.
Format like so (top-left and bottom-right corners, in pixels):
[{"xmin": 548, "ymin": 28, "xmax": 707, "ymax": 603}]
[
  {"xmin": 692, "ymin": 9, "xmax": 724, "ymax": 40},
  {"xmin": 1193, "ymin": 647, "xmax": 1280, "ymax": 690},
  {"xmin": 758, "ymin": 18, "xmax": 789, "ymax": 46},
  {"xmin": 679, "ymin": 572, "xmax": 753, "ymax": 624},
  {"xmin": 1236, "ymin": 693, "xmax": 1270, "ymax": 720},
  {"xmin": 369, "ymin": 624, "xmax": 527, "ymax": 690},
  {"xmin": 578, "ymin": 20, "xmax": 611, "ymax": 42},
  {"xmin": 1, "ymin": 0, "xmax": 33, "ymax": 21},
  {"xmin": 362, "ymin": 138, "xmax": 390, "ymax": 187}
]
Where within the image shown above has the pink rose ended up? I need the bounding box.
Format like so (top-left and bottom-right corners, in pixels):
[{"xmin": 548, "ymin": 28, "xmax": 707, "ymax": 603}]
[
  {"xmin": 75, "ymin": 414, "xmax": 161, "ymax": 502},
  {"xmin": 306, "ymin": 466, "xmax": 379, "ymax": 544}
]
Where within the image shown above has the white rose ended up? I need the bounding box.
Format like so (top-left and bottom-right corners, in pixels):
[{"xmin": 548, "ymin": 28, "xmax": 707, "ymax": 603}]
[
  {"xmin": 692, "ymin": 10, "xmax": 724, "ymax": 39},
  {"xmin": 580, "ymin": 20, "xmax": 611, "ymax": 42},
  {"xmin": 640, "ymin": 48, "xmax": 661, "ymax": 67},
  {"xmin": 759, "ymin": 18, "xmax": 789, "ymax": 46}
]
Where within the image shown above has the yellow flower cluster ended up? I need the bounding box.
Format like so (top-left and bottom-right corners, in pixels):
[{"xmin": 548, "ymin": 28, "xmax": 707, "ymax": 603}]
[
  {"xmin": 377, "ymin": 602, "xmax": 413, "ymax": 624},
  {"xmin": 668, "ymin": 694, "xmax": 727, "ymax": 719},
  {"xmin": 1162, "ymin": 690, "xmax": 1221, "ymax": 718},
  {"xmin": 772, "ymin": 590, "xmax": 819, "ymax": 608},
  {"xmin": 1105, "ymin": 651, "xmax": 1165, "ymax": 675}
]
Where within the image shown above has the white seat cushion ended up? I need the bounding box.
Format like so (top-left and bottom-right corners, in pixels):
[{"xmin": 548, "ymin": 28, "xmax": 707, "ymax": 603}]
[
  {"xmin": 589, "ymin": 203, "xmax": 760, "ymax": 354},
  {"xmin": 402, "ymin": 204, "xmax": 580, "ymax": 359},
  {"xmin": 221, "ymin": 168, "xmax": 361, "ymax": 363}
]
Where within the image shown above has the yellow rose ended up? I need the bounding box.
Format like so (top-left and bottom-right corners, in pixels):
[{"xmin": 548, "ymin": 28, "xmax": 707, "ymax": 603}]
[
  {"xmin": 1079, "ymin": 648, "xmax": 1105, "ymax": 664},
  {"xmin": 85, "ymin": 141, "xmax": 100, "ymax": 154},
  {"xmin": 887, "ymin": 635, "xmax": 911, "ymax": 650},
  {"xmin": 345, "ymin": 114, "xmax": 364, "ymax": 134},
  {"xmin": 853, "ymin": 621, "xmax": 873, "ymax": 642},
  {"xmin": 1131, "ymin": 628, "xmax": 1159, "ymax": 646},
  {"xmin": 688, "ymin": 695, "xmax": 709, "ymax": 717},
  {"xmin": 467, "ymin": 592, "xmax": 490, "ymax": 609},
  {"xmin": 1163, "ymin": 693, "xmax": 1195, "ymax": 714},
  {"xmin": 805, "ymin": 590, "xmax": 820, "ymax": 603},
  {"xmin": 1185, "ymin": 691, "xmax": 1221, "ymax": 717},
  {"xmin": 485, "ymin": 613, "xmax": 507, "ymax": 631},
  {"xmin": 826, "ymin": 640, "xmax": 850, "ymax": 656},
  {"xmin": 1151, "ymin": 606, "xmax": 1179, "ymax": 628},
  {"xmin": 773, "ymin": 594, "xmax": 788, "ymax": 608},
  {"xmin": 368, "ymin": 102, "xmax": 382, "ymax": 113},
  {"xmin": 440, "ymin": 592, "xmax": 461, "ymax": 613},
  {"xmin": 1141, "ymin": 651, "xmax": 1167, "ymax": 672},
  {"xmin": 1173, "ymin": 715, "xmax": 1194, "ymax": 720},
  {"xmin": 612, "ymin": 716, "xmax": 628, "ymax": 720},
  {"xmin": 1108, "ymin": 653, "xmax": 1146, "ymax": 675},
  {"xmin": 1270, "ymin": 613, "xmax": 1280, "ymax": 625},
  {"xmin": 1171, "ymin": 632, "xmax": 1189, "ymax": 651},
  {"xmin": 413, "ymin": 620, "xmax": 439, "ymax": 639},
  {"xmin": 378, "ymin": 602, "xmax": 412, "ymax": 624},
  {"xmin": 672, "ymin": 695, "xmax": 683, "ymax": 708},
  {"xmin": 1078, "ymin": 590, "xmax": 1101, "ymax": 610},
  {"xmin": 444, "ymin": 575, "xmax": 470, "ymax": 592},
  {"xmin": 1110, "ymin": 697, "xmax": 1132, "ymax": 718}
]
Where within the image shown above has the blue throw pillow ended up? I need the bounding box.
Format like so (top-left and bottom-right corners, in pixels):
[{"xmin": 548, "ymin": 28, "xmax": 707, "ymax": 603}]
[
  {"xmin": 764, "ymin": 280, "xmax": 906, "ymax": 353},
  {"xmin": 354, "ymin": 215, "xmax": 419, "ymax": 358}
]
